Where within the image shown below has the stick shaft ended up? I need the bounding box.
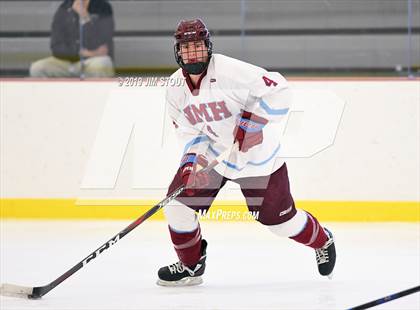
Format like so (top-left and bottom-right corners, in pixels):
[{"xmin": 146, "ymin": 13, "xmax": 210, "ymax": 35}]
[
  {"xmin": 347, "ymin": 286, "xmax": 420, "ymax": 310},
  {"xmin": 31, "ymin": 185, "xmax": 185, "ymax": 298},
  {"xmin": 27, "ymin": 143, "xmax": 237, "ymax": 298},
  {"xmin": 203, "ymin": 142, "xmax": 239, "ymax": 172}
]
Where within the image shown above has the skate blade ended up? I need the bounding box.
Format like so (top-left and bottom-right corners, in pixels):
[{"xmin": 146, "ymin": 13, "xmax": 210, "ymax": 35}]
[
  {"xmin": 327, "ymin": 272, "xmax": 334, "ymax": 280},
  {"xmin": 156, "ymin": 276, "xmax": 203, "ymax": 287}
]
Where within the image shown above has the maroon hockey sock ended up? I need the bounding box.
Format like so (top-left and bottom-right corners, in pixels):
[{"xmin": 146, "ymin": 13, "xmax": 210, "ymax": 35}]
[
  {"xmin": 169, "ymin": 225, "xmax": 202, "ymax": 267},
  {"xmin": 290, "ymin": 211, "xmax": 328, "ymax": 249}
]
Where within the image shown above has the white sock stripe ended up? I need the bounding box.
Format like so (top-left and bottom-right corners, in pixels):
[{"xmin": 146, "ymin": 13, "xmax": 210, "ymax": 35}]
[
  {"xmin": 305, "ymin": 213, "xmax": 319, "ymax": 246},
  {"xmin": 173, "ymin": 227, "xmax": 202, "ymax": 250},
  {"xmin": 168, "ymin": 225, "xmax": 197, "ymax": 234}
]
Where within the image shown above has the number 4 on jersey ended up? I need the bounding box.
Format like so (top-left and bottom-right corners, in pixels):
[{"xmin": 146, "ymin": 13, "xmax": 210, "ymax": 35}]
[{"xmin": 262, "ymin": 76, "xmax": 278, "ymax": 87}]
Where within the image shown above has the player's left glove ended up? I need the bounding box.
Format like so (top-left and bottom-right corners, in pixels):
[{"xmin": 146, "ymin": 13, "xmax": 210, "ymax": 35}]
[
  {"xmin": 180, "ymin": 153, "xmax": 210, "ymax": 196},
  {"xmin": 233, "ymin": 111, "xmax": 268, "ymax": 152}
]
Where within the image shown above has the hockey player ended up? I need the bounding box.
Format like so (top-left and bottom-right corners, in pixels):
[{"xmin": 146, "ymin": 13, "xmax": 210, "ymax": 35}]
[{"xmin": 157, "ymin": 18, "xmax": 336, "ymax": 286}]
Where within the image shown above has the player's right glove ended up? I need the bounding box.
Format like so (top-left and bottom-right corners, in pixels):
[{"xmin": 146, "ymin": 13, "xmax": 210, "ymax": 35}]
[
  {"xmin": 180, "ymin": 153, "xmax": 210, "ymax": 196},
  {"xmin": 233, "ymin": 111, "xmax": 268, "ymax": 152}
]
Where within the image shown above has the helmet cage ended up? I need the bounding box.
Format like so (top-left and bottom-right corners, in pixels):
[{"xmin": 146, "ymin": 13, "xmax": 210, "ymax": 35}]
[
  {"xmin": 173, "ymin": 19, "xmax": 213, "ymax": 74},
  {"xmin": 174, "ymin": 39, "xmax": 212, "ymax": 74}
]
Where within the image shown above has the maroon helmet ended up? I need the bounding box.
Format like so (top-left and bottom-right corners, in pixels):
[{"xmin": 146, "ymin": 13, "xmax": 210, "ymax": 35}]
[{"xmin": 173, "ymin": 18, "xmax": 213, "ymax": 75}]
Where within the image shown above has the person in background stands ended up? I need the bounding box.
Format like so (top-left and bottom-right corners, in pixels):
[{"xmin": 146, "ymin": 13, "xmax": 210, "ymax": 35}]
[{"xmin": 30, "ymin": 0, "xmax": 114, "ymax": 78}]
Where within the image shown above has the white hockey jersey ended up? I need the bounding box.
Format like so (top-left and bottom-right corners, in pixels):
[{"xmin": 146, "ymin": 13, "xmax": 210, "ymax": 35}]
[{"xmin": 166, "ymin": 53, "xmax": 292, "ymax": 179}]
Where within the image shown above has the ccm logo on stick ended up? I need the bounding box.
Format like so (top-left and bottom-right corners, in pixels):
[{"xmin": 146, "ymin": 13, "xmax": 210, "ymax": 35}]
[{"xmin": 82, "ymin": 235, "xmax": 121, "ymax": 266}]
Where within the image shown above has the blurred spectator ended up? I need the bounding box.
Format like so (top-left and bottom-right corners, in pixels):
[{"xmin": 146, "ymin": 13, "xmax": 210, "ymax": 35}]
[{"xmin": 30, "ymin": 0, "xmax": 114, "ymax": 78}]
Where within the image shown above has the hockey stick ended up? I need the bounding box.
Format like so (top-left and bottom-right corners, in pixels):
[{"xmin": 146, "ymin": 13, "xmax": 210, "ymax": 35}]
[
  {"xmin": 347, "ymin": 285, "xmax": 420, "ymax": 310},
  {"xmin": 0, "ymin": 143, "xmax": 238, "ymax": 299}
]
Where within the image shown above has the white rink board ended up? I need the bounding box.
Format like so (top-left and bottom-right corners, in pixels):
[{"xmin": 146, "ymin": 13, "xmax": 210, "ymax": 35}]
[
  {"xmin": 0, "ymin": 221, "xmax": 419, "ymax": 309},
  {"xmin": 0, "ymin": 79, "xmax": 419, "ymax": 201}
]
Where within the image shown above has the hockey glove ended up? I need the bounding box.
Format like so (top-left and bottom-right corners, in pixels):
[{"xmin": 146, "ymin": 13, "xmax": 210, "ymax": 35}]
[
  {"xmin": 233, "ymin": 111, "xmax": 268, "ymax": 152},
  {"xmin": 180, "ymin": 153, "xmax": 210, "ymax": 196}
]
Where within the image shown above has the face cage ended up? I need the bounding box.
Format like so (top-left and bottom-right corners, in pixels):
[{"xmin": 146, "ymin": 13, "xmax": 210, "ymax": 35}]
[{"xmin": 174, "ymin": 40, "xmax": 213, "ymax": 73}]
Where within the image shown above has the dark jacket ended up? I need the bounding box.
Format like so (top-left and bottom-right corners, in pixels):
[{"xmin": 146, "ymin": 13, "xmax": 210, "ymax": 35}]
[{"xmin": 50, "ymin": 0, "xmax": 114, "ymax": 62}]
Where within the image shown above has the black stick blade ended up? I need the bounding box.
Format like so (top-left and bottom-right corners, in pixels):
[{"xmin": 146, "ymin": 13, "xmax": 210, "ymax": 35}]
[{"xmin": 0, "ymin": 283, "xmax": 35, "ymax": 299}]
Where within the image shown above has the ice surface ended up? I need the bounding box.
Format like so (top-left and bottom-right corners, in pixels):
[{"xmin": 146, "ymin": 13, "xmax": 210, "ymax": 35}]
[{"xmin": 1, "ymin": 220, "xmax": 419, "ymax": 310}]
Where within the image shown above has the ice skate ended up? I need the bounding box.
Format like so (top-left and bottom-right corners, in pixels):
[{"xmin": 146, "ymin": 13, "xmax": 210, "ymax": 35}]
[
  {"xmin": 315, "ymin": 228, "xmax": 336, "ymax": 278},
  {"xmin": 157, "ymin": 240, "xmax": 207, "ymax": 287}
]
